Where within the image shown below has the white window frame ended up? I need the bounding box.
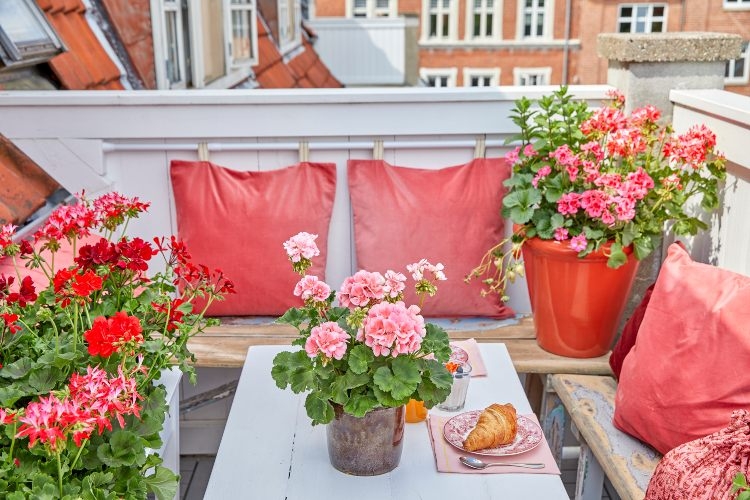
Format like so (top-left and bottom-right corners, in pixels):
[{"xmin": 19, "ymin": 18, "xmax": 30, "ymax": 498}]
[
  {"xmin": 516, "ymin": 0, "xmax": 554, "ymax": 40},
  {"xmin": 0, "ymin": 0, "xmax": 64, "ymax": 69},
  {"xmin": 151, "ymin": 0, "xmax": 258, "ymax": 90},
  {"xmin": 421, "ymin": 0, "xmax": 459, "ymax": 42},
  {"xmin": 617, "ymin": 3, "xmax": 667, "ymax": 34},
  {"xmin": 463, "ymin": 67, "xmax": 500, "ymax": 86},
  {"xmin": 466, "ymin": 0, "xmax": 502, "ymax": 40},
  {"xmin": 726, "ymin": 41, "xmax": 750, "ymax": 85},
  {"xmin": 723, "ymin": 0, "xmax": 750, "ymax": 10},
  {"xmin": 513, "ymin": 66, "xmax": 551, "ymax": 86},
  {"xmin": 347, "ymin": 0, "xmax": 398, "ymax": 18},
  {"xmin": 278, "ymin": 0, "xmax": 302, "ymax": 54},
  {"xmin": 420, "ymin": 67, "xmax": 457, "ymax": 87},
  {"xmin": 226, "ymin": 0, "xmax": 258, "ymax": 69}
]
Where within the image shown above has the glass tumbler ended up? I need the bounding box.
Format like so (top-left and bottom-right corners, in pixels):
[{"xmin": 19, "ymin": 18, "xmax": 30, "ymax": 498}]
[{"xmin": 436, "ymin": 362, "xmax": 472, "ymax": 411}]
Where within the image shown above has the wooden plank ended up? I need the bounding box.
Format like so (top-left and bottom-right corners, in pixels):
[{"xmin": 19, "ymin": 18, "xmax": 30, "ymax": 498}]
[
  {"xmin": 550, "ymin": 375, "xmax": 661, "ymax": 500},
  {"xmin": 188, "ymin": 328, "xmax": 612, "ymax": 376}
]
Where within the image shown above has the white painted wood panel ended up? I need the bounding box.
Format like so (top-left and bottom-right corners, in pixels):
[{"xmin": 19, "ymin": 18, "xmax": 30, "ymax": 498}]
[{"xmin": 671, "ymin": 89, "xmax": 750, "ymax": 276}]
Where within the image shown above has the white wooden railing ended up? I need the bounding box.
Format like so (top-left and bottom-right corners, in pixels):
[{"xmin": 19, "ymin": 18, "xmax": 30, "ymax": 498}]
[{"xmin": 671, "ymin": 89, "xmax": 750, "ymax": 276}]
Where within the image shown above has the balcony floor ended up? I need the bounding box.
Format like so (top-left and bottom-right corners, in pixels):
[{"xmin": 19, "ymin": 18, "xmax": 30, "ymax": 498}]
[{"xmin": 178, "ymin": 454, "xmax": 622, "ymax": 499}]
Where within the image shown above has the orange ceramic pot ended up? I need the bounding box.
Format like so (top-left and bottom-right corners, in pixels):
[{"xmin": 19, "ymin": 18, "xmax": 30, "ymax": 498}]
[{"xmin": 522, "ymin": 237, "xmax": 640, "ymax": 358}]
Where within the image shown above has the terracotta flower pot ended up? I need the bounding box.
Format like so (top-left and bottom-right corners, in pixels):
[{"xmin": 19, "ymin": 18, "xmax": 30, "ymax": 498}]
[
  {"xmin": 522, "ymin": 237, "xmax": 640, "ymax": 358},
  {"xmin": 326, "ymin": 404, "xmax": 405, "ymax": 475}
]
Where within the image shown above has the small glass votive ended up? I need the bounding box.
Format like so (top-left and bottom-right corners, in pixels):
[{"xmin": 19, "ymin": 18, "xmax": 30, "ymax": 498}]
[{"xmin": 436, "ymin": 362, "xmax": 472, "ymax": 411}]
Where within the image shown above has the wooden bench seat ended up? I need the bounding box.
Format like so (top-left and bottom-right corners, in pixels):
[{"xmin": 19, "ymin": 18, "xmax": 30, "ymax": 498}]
[
  {"xmin": 549, "ymin": 374, "xmax": 662, "ymax": 500},
  {"xmin": 187, "ymin": 315, "xmax": 612, "ymax": 375}
]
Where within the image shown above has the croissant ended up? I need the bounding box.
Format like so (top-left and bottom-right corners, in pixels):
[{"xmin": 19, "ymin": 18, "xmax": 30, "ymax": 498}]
[{"xmin": 462, "ymin": 403, "xmax": 518, "ymax": 452}]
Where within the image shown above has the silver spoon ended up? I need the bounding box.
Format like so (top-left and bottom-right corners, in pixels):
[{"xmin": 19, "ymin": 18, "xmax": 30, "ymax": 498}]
[{"xmin": 459, "ymin": 456, "xmax": 545, "ymax": 470}]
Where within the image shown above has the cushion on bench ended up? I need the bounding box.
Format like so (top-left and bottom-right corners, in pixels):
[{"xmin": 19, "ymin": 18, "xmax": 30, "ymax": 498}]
[
  {"xmin": 347, "ymin": 158, "xmax": 514, "ymax": 318},
  {"xmin": 614, "ymin": 243, "xmax": 750, "ymax": 455},
  {"xmin": 170, "ymin": 160, "xmax": 337, "ymax": 316}
]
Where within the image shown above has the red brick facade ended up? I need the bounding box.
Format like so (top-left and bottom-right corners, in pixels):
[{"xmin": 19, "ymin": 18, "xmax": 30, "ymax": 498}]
[{"xmin": 314, "ymin": 0, "xmax": 750, "ymax": 93}]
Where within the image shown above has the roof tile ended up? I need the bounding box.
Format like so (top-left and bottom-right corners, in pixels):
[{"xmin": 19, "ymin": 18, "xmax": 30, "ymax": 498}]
[
  {"xmin": 38, "ymin": 0, "xmax": 125, "ymax": 90},
  {"xmin": 0, "ymin": 135, "xmax": 61, "ymax": 226}
]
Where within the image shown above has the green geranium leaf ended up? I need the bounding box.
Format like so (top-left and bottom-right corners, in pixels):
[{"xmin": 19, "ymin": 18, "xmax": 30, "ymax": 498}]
[
  {"xmin": 373, "ymin": 365, "xmax": 417, "ymax": 401},
  {"xmin": 28, "ymin": 366, "xmax": 61, "ymax": 393},
  {"xmin": 509, "ymin": 206, "xmax": 535, "ymax": 224},
  {"xmin": 583, "ymin": 226, "xmax": 604, "ymax": 240},
  {"xmin": 289, "ymin": 369, "xmax": 316, "ymax": 393},
  {"xmin": 372, "ymin": 385, "xmax": 404, "ymax": 408},
  {"xmin": 96, "ymin": 430, "xmax": 144, "ymax": 467},
  {"xmin": 421, "ymin": 324, "xmax": 451, "ymax": 363},
  {"xmin": 143, "ymin": 465, "xmax": 179, "ymax": 500},
  {"xmin": 0, "ymin": 358, "xmax": 33, "ymax": 380},
  {"xmin": 607, "ymin": 243, "xmax": 628, "ymax": 269},
  {"xmin": 348, "ymin": 344, "xmax": 374, "ymax": 375},
  {"xmin": 277, "ymin": 307, "xmax": 305, "ymax": 328},
  {"xmin": 391, "ymin": 356, "xmax": 421, "ymax": 385},
  {"xmin": 305, "ymin": 392, "xmax": 334, "ymax": 425},
  {"xmin": 30, "ymin": 482, "xmax": 58, "ymax": 500},
  {"xmin": 416, "ymin": 377, "xmax": 451, "ymax": 408},
  {"xmin": 81, "ymin": 472, "xmax": 117, "ymax": 500},
  {"xmin": 621, "ymin": 223, "xmax": 638, "ymax": 247},
  {"xmin": 550, "ymin": 213, "xmax": 565, "ymax": 229},
  {"xmin": 503, "ymin": 173, "xmax": 533, "ymax": 188},
  {"xmin": 733, "ymin": 472, "xmax": 748, "ymax": 489},
  {"xmin": 0, "ymin": 385, "xmax": 26, "ymax": 407},
  {"xmin": 343, "ymin": 393, "xmax": 379, "ymax": 417},
  {"xmin": 327, "ymin": 306, "xmax": 350, "ymax": 322},
  {"xmin": 634, "ymin": 236, "xmax": 655, "ymax": 261},
  {"xmin": 426, "ymin": 360, "xmax": 454, "ymax": 390}
]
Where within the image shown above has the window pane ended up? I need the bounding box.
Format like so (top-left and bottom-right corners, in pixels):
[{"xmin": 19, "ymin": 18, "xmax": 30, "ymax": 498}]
[
  {"xmin": 486, "ymin": 0, "xmax": 493, "ymax": 7},
  {"xmin": 201, "ymin": 0, "xmax": 225, "ymax": 83},
  {"xmin": 231, "ymin": 10, "xmax": 253, "ymax": 61},
  {"xmin": 653, "ymin": 6, "xmax": 665, "ymax": 16},
  {"xmin": 636, "ymin": 20, "xmax": 645, "ymax": 32},
  {"xmin": 442, "ymin": 13, "xmax": 449, "ymax": 36},
  {"xmin": 355, "ymin": 0, "xmax": 366, "ymax": 7},
  {"xmin": 376, "ymin": 0, "xmax": 389, "ymax": 8},
  {"xmin": 473, "ymin": 14, "xmax": 481, "ymax": 36},
  {"xmin": 429, "ymin": 14, "xmax": 437, "ymax": 36},
  {"xmin": 165, "ymin": 12, "xmax": 181, "ymax": 83},
  {"xmin": 651, "ymin": 21, "xmax": 663, "ymax": 32},
  {"xmin": 442, "ymin": 0, "xmax": 449, "ymax": 8},
  {"xmin": 620, "ymin": 6, "xmax": 632, "ymax": 17},
  {"xmin": 619, "ymin": 22, "xmax": 631, "ymax": 33},
  {"xmin": 485, "ymin": 14, "xmax": 492, "ymax": 36},
  {"xmin": 0, "ymin": 1, "xmax": 49, "ymax": 46}
]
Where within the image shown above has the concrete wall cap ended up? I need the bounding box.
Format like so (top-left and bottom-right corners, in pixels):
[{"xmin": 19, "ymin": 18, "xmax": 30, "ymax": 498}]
[{"xmin": 597, "ymin": 32, "xmax": 743, "ymax": 63}]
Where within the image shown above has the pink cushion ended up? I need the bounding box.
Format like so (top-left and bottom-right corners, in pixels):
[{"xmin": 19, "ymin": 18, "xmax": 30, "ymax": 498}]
[
  {"xmin": 170, "ymin": 160, "xmax": 337, "ymax": 316},
  {"xmin": 348, "ymin": 158, "xmax": 515, "ymax": 318},
  {"xmin": 608, "ymin": 282, "xmax": 655, "ymax": 380},
  {"xmin": 613, "ymin": 243, "xmax": 750, "ymax": 454}
]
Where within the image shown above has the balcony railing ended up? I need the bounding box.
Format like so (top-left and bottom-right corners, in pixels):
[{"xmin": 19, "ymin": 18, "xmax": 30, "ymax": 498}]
[{"xmin": 0, "ymin": 85, "xmax": 748, "ymax": 315}]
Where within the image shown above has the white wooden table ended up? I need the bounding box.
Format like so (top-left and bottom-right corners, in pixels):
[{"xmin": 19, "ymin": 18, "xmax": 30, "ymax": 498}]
[{"xmin": 205, "ymin": 344, "xmax": 568, "ymax": 499}]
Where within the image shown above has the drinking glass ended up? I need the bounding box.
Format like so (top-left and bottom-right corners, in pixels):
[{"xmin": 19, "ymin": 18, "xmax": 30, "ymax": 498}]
[{"xmin": 436, "ymin": 362, "xmax": 472, "ymax": 411}]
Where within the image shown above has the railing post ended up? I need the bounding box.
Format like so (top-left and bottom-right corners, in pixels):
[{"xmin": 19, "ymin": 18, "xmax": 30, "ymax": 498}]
[{"xmin": 597, "ymin": 32, "xmax": 743, "ymax": 324}]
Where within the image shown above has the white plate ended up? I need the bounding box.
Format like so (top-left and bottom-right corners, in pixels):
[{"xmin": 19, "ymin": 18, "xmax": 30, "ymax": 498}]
[{"xmin": 442, "ymin": 411, "xmax": 543, "ymax": 456}]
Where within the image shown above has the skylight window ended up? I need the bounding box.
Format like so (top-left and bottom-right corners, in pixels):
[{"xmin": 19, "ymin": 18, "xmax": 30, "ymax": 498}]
[{"xmin": 0, "ymin": 0, "xmax": 63, "ymax": 69}]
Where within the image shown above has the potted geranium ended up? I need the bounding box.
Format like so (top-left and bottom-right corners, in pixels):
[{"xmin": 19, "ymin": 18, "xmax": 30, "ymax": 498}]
[
  {"xmin": 271, "ymin": 232, "xmax": 453, "ymax": 476},
  {"xmin": 469, "ymin": 86, "xmax": 725, "ymax": 358},
  {"xmin": 0, "ymin": 193, "xmax": 233, "ymax": 499}
]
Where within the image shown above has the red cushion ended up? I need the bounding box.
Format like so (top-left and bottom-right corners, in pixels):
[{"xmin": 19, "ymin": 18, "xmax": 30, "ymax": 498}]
[
  {"xmin": 608, "ymin": 282, "xmax": 655, "ymax": 380},
  {"xmin": 170, "ymin": 160, "xmax": 337, "ymax": 316},
  {"xmin": 613, "ymin": 243, "xmax": 750, "ymax": 454},
  {"xmin": 347, "ymin": 158, "xmax": 515, "ymax": 318}
]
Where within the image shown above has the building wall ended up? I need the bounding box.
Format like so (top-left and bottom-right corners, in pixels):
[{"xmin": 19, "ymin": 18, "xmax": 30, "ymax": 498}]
[{"xmin": 313, "ymin": 0, "xmax": 749, "ymax": 94}]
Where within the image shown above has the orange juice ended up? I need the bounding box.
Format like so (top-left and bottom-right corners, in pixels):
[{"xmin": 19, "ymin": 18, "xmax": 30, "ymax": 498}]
[{"xmin": 405, "ymin": 399, "xmax": 427, "ymax": 423}]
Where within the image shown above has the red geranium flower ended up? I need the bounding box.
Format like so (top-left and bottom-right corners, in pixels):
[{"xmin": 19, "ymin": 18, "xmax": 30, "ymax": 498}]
[
  {"xmin": 83, "ymin": 312, "xmax": 144, "ymax": 358},
  {"xmin": 71, "ymin": 270, "xmax": 103, "ymax": 298},
  {"xmin": 7, "ymin": 276, "xmax": 37, "ymax": 307}
]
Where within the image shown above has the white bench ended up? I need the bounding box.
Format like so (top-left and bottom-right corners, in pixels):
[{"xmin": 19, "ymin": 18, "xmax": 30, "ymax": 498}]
[{"xmin": 547, "ymin": 374, "xmax": 661, "ymax": 500}]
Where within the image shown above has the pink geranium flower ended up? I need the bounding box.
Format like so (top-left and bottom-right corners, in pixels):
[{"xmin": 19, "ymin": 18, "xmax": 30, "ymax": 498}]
[
  {"xmin": 283, "ymin": 232, "xmax": 320, "ymax": 263},
  {"xmin": 570, "ymin": 234, "xmax": 587, "ymax": 252},
  {"xmin": 338, "ymin": 270, "xmax": 385, "ymax": 308},
  {"xmin": 294, "ymin": 275, "xmax": 331, "ymax": 302},
  {"xmin": 305, "ymin": 322, "xmax": 349, "ymax": 360},
  {"xmin": 383, "ymin": 270, "xmax": 406, "ymax": 298},
  {"xmin": 360, "ymin": 301, "xmax": 426, "ymax": 357}
]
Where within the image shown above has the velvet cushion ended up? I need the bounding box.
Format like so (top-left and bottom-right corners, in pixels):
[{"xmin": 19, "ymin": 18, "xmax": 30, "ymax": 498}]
[
  {"xmin": 608, "ymin": 282, "xmax": 655, "ymax": 380},
  {"xmin": 613, "ymin": 243, "xmax": 750, "ymax": 455},
  {"xmin": 170, "ymin": 160, "xmax": 337, "ymax": 316},
  {"xmin": 348, "ymin": 158, "xmax": 514, "ymax": 318}
]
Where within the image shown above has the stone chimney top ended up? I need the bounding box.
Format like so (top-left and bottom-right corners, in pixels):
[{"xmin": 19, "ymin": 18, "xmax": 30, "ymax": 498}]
[{"xmin": 598, "ymin": 32, "xmax": 743, "ymax": 63}]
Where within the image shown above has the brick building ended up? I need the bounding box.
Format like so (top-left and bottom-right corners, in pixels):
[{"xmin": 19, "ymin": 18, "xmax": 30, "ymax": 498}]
[{"xmin": 314, "ymin": 0, "xmax": 750, "ymax": 94}]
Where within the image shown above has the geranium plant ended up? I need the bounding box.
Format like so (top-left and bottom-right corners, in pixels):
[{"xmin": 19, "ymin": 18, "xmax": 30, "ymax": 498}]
[
  {"xmin": 271, "ymin": 232, "xmax": 454, "ymax": 426},
  {"xmin": 0, "ymin": 193, "xmax": 233, "ymax": 499},
  {"xmin": 469, "ymin": 86, "xmax": 726, "ymax": 299}
]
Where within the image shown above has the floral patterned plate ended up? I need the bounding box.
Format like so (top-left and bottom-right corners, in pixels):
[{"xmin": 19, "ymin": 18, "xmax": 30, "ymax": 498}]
[
  {"xmin": 448, "ymin": 344, "xmax": 469, "ymax": 363},
  {"xmin": 442, "ymin": 411, "xmax": 543, "ymax": 456}
]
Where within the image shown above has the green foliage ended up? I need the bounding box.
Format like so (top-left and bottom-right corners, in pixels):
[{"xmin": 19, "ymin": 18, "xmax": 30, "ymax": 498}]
[
  {"xmin": 271, "ymin": 251, "xmax": 453, "ymax": 426},
  {"xmin": 469, "ymin": 86, "xmax": 726, "ymax": 300},
  {"xmin": 0, "ymin": 193, "xmax": 234, "ymax": 498}
]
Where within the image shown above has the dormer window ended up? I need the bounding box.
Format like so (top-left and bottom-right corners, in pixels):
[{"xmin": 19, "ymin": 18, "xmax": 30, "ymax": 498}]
[{"xmin": 0, "ymin": 0, "xmax": 63, "ymax": 69}]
